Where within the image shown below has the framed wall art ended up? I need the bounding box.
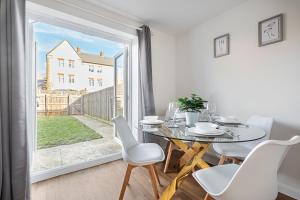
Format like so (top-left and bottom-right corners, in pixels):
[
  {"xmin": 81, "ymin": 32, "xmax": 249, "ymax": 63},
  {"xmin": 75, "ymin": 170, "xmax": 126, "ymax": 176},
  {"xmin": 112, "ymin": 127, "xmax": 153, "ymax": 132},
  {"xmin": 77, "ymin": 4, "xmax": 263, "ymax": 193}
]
[
  {"xmin": 214, "ymin": 33, "xmax": 230, "ymax": 58},
  {"xmin": 258, "ymin": 14, "xmax": 283, "ymax": 47}
]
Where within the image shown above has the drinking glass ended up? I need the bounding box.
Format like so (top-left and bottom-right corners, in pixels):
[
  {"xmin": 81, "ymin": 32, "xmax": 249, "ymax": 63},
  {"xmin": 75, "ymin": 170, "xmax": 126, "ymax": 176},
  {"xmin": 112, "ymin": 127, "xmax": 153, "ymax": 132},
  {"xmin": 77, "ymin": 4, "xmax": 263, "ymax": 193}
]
[
  {"xmin": 207, "ymin": 102, "xmax": 217, "ymax": 121},
  {"xmin": 165, "ymin": 101, "xmax": 178, "ymax": 121}
]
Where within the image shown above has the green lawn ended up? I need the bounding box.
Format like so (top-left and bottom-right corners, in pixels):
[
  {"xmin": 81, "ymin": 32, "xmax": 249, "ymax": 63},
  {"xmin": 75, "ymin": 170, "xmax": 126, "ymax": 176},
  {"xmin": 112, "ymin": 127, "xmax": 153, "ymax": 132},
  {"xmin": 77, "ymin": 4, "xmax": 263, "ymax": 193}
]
[{"xmin": 37, "ymin": 116, "xmax": 102, "ymax": 149}]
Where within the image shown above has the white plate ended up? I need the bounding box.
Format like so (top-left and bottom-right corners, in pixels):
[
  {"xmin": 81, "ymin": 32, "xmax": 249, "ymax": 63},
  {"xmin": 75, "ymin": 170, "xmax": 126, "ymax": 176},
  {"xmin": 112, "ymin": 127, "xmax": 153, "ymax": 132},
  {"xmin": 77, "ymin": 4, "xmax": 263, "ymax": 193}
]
[
  {"xmin": 215, "ymin": 117, "xmax": 241, "ymax": 124},
  {"xmin": 195, "ymin": 122, "xmax": 218, "ymax": 130},
  {"xmin": 140, "ymin": 119, "xmax": 164, "ymax": 125},
  {"xmin": 144, "ymin": 116, "xmax": 159, "ymax": 120},
  {"xmin": 187, "ymin": 127, "xmax": 224, "ymax": 136}
]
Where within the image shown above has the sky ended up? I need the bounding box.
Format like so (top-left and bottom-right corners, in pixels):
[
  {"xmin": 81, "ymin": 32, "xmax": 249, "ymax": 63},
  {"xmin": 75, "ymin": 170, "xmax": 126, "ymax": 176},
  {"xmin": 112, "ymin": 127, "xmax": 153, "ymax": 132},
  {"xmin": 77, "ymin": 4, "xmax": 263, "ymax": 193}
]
[{"xmin": 33, "ymin": 22, "xmax": 123, "ymax": 78}]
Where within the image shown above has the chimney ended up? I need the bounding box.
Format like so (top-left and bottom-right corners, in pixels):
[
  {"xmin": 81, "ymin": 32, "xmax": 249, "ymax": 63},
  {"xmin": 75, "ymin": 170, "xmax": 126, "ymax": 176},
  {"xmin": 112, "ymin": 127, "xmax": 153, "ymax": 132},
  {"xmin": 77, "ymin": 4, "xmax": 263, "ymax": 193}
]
[
  {"xmin": 76, "ymin": 47, "xmax": 80, "ymax": 53},
  {"xmin": 99, "ymin": 51, "xmax": 104, "ymax": 57}
]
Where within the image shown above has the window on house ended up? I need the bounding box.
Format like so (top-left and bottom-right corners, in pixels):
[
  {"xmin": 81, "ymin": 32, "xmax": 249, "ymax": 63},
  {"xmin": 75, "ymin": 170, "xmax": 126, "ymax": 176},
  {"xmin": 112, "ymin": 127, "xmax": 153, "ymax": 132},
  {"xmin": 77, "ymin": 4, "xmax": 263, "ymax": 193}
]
[
  {"xmin": 69, "ymin": 60, "xmax": 75, "ymax": 68},
  {"xmin": 97, "ymin": 66, "xmax": 102, "ymax": 73},
  {"xmin": 97, "ymin": 78, "xmax": 102, "ymax": 87},
  {"xmin": 58, "ymin": 74, "xmax": 64, "ymax": 83},
  {"xmin": 69, "ymin": 75, "xmax": 75, "ymax": 83},
  {"xmin": 89, "ymin": 65, "xmax": 94, "ymax": 72},
  {"xmin": 58, "ymin": 58, "xmax": 64, "ymax": 67},
  {"xmin": 89, "ymin": 78, "xmax": 94, "ymax": 86}
]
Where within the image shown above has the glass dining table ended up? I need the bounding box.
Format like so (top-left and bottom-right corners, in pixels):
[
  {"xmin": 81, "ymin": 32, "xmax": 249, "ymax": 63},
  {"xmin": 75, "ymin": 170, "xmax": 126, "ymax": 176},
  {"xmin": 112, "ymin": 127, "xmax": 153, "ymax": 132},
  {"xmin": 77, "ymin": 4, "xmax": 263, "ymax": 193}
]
[{"xmin": 141, "ymin": 121, "xmax": 266, "ymax": 200}]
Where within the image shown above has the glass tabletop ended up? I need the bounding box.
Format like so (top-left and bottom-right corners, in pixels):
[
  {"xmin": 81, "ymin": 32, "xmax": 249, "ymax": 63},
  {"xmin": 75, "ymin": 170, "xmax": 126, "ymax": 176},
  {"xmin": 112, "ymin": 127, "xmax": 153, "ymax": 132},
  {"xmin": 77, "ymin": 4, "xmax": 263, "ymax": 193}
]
[{"xmin": 141, "ymin": 122, "xmax": 266, "ymax": 143}]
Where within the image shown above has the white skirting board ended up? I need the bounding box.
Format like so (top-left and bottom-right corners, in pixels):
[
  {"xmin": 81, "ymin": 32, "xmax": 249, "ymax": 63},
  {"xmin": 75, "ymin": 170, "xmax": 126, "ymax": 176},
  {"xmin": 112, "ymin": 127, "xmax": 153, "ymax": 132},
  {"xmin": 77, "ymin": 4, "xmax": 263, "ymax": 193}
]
[{"xmin": 278, "ymin": 173, "xmax": 300, "ymax": 199}]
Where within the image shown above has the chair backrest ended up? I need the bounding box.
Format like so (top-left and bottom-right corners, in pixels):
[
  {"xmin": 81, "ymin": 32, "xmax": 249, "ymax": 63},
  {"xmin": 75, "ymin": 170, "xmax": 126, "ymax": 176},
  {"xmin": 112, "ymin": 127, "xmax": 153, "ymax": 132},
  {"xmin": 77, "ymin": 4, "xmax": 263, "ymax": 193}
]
[
  {"xmin": 112, "ymin": 116, "xmax": 138, "ymax": 152},
  {"xmin": 247, "ymin": 115, "xmax": 273, "ymax": 138},
  {"xmin": 245, "ymin": 115, "xmax": 274, "ymax": 148},
  {"xmin": 220, "ymin": 136, "xmax": 300, "ymax": 200}
]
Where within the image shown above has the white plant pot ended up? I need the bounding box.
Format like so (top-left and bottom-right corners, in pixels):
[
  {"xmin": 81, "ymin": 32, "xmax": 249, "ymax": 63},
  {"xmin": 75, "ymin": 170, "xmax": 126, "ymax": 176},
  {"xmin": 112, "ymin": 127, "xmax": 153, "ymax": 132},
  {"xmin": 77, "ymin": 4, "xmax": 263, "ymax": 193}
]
[{"xmin": 185, "ymin": 112, "xmax": 199, "ymax": 125}]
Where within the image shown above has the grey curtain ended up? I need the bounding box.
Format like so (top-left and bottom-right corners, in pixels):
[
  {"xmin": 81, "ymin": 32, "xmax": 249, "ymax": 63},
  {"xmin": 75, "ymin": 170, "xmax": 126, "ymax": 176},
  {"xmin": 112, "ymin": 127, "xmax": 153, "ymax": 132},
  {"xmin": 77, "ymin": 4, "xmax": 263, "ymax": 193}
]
[
  {"xmin": 137, "ymin": 25, "xmax": 159, "ymax": 143},
  {"xmin": 137, "ymin": 25, "xmax": 156, "ymax": 117},
  {"xmin": 0, "ymin": 0, "xmax": 30, "ymax": 199}
]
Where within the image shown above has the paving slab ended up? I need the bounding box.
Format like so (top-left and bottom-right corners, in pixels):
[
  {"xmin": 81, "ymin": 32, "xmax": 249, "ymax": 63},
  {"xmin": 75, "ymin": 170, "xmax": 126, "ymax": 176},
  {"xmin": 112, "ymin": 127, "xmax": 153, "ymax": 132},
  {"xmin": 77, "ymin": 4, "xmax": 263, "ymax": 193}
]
[{"xmin": 32, "ymin": 115, "xmax": 122, "ymax": 173}]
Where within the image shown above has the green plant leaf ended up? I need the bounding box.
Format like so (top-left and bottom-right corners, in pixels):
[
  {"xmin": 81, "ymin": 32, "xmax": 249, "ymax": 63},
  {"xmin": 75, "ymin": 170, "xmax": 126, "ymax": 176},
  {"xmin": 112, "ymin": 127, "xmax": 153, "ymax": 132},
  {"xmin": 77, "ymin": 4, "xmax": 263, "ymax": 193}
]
[{"xmin": 177, "ymin": 93, "xmax": 206, "ymax": 112}]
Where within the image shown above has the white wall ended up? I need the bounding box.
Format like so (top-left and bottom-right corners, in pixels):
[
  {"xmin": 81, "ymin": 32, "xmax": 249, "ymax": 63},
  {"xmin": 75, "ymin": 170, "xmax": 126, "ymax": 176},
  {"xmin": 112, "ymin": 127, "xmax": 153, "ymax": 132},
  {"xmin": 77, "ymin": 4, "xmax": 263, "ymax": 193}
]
[
  {"xmin": 176, "ymin": 0, "xmax": 300, "ymax": 198},
  {"xmin": 151, "ymin": 28, "xmax": 176, "ymax": 115}
]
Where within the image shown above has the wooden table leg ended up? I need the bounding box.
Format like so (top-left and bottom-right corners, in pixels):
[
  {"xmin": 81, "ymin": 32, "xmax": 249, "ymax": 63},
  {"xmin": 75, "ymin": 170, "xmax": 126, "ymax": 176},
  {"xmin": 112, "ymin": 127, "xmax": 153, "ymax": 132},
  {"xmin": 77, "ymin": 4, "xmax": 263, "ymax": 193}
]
[
  {"xmin": 169, "ymin": 139, "xmax": 209, "ymax": 170},
  {"xmin": 218, "ymin": 155, "xmax": 227, "ymax": 165},
  {"xmin": 159, "ymin": 142, "xmax": 210, "ymax": 200},
  {"xmin": 163, "ymin": 141, "xmax": 173, "ymax": 173}
]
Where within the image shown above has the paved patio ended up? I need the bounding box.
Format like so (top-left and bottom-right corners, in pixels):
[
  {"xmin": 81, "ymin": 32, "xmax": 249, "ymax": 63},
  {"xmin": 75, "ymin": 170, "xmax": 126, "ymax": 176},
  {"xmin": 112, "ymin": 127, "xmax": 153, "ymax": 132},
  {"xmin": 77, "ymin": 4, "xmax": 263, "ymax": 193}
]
[{"xmin": 32, "ymin": 115, "xmax": 122, "ymax": 173}]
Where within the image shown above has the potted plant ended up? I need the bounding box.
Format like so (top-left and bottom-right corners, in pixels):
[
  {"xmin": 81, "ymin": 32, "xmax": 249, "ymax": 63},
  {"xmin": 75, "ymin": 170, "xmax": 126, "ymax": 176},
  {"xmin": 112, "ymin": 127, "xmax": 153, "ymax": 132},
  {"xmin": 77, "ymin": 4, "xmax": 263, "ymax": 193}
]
[{"xmin": 177, "ymin": 94, "xmax": 207, "ymax": 125}]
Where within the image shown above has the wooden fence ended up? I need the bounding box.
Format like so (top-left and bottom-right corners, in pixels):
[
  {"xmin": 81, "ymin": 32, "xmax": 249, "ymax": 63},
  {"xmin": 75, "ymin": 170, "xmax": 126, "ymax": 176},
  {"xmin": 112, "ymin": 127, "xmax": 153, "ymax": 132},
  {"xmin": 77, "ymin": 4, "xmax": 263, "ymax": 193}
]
[
  {"xmin": 36, "ymin": 94, "xmax": 82, "ymax": 115},
  {"xmin": 82, "ymin": 87, "xmax": 114, "ymax": 121},
  {"xmin": 36, "ymin": 87, "xmax": 116, "ymax": 121}
]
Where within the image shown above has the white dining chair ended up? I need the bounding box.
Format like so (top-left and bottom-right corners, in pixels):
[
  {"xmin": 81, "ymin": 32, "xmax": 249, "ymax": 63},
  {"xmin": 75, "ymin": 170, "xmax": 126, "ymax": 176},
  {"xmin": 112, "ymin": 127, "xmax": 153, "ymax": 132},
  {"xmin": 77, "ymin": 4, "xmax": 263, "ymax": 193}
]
[
  {"xmin": 193, "ymin": 136, "xmax": 300, "ymax": 200},
  {"xmin": 213, "ymin": 115, "xmax": 273, "ymax": 164},
  {"xmin": 113, "ymin": 116, "xmax": 165, "ymax": 200}
]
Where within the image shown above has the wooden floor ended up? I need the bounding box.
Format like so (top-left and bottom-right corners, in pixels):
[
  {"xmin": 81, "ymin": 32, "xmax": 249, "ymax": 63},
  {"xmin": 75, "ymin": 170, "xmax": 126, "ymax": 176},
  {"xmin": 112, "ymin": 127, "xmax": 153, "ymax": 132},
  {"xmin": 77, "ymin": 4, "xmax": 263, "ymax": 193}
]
[{"xmin": 32, "ymin": 159, "xmax": 295, "ymax": 200}]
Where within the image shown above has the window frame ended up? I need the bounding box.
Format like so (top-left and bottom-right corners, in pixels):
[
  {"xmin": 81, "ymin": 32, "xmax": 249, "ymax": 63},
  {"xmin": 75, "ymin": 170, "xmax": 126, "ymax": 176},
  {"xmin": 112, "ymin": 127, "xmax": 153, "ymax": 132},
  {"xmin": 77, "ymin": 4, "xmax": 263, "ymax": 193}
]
[
  {"xmin": 88, "ymin": 77, "xmax": 94, "ymax": 86},
  {"xmin": 97, "ymin": 78, "xmax": 102, "ymax": 87},
  {"xmin": 26, "ymin": 2, "xmax": 136, "ymax": 183},
  {"xmin": 97, "ymin": 66, "xmax": 102, "ymax": 73},
  {"xmin": 58, "ymin": 73, "xmax": 64, "ymax": 83},
  {"xmin": 68, "ymin": 60, "xmax": 75, "ymax": 68},
  {"xmin": 69, "ymin": 74, "xmax": 75, "ymax": 83},
  {"xmin": 58, "ymin": 58, "xmax": 64, "ymax": 67},
  {"xmin": 89, "ymin": 64, "xmax": 94, "ymax": 72}
]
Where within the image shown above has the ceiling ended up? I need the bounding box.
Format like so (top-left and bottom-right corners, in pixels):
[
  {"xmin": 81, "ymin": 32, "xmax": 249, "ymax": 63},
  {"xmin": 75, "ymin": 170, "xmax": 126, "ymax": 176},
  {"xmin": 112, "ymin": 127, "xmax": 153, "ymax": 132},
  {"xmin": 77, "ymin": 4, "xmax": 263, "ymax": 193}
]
[{"xmin": 84, "ymin": 0, "xmax": 248, "ymax": 35}]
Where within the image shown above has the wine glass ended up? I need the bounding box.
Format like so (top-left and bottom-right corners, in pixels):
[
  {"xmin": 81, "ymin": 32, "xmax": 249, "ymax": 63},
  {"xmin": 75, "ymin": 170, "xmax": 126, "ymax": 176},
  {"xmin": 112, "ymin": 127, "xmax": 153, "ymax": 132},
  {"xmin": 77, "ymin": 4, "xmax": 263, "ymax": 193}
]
[
  {"xmin": 207, "ymin": 102, "xmax": 217, "ymax": 121},
  {"xmin": 165, "ymin": 101, "xmax": 178, "ymax": 121}
]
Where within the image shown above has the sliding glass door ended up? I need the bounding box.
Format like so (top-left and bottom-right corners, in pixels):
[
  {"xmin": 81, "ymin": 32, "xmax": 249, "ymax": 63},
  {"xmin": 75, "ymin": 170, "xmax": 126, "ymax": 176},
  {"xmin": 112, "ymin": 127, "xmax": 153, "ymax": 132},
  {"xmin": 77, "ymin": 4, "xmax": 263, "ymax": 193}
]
[
  {"xmin": 27, "ymin": 16, "xmax": 132, "ymax": 182},
  {"xmin": 113, "ymin": 49, "xmax": 129, "ymax": 138},
  {"xmin": 114, "ymin": 49, "xmax": 128, "ymax": 117}
]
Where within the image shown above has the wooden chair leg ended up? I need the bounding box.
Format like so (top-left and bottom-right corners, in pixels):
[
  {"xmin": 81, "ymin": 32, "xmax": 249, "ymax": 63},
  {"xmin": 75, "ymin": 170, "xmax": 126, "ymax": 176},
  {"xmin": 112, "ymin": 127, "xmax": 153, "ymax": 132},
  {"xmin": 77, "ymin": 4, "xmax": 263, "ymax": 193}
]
[
  {"xmin": 163, "ymin": 141, "xmax": 173, "ymax": 173},
  {"xmin": 119, "ymin": 164, "xmax": 135, "ymax": 200},
  {"xmin": 204, "ymin": 193, "xmax": 214, "ymax": 200},
  {"xmin": 147, "ymin": 165, "xmax": 160, "ymax": 199},
  {"xmin": 153, "ymin": 165, "xmax": 162, "ymax": 187},
  {"xmin": 232, "ymin": 157, "xmax": 242, "ymax": 164},
  {"xmin": 218, "ymin": 155, "xmax": 226, "ymax": 165}
]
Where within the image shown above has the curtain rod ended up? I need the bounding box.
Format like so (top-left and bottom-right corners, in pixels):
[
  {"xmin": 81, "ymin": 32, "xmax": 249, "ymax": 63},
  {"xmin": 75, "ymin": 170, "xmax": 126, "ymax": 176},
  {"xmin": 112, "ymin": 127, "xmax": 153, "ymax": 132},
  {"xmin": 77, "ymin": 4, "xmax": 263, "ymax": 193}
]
[{"xmin": 55, "ymin": 0, "xmax": 143, "ymax": 31}]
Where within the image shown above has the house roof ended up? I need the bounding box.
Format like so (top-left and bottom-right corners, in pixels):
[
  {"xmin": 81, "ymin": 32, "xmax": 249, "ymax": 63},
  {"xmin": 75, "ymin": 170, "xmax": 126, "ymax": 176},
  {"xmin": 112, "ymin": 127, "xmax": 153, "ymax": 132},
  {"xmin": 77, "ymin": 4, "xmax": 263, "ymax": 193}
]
[
  {"xmin": 79, "ymin": 52, "xmax": 113, "ymax": 66},
  {"xmin": 47, "ymin": 40, "xmax": 114, "ymax": 66}
]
